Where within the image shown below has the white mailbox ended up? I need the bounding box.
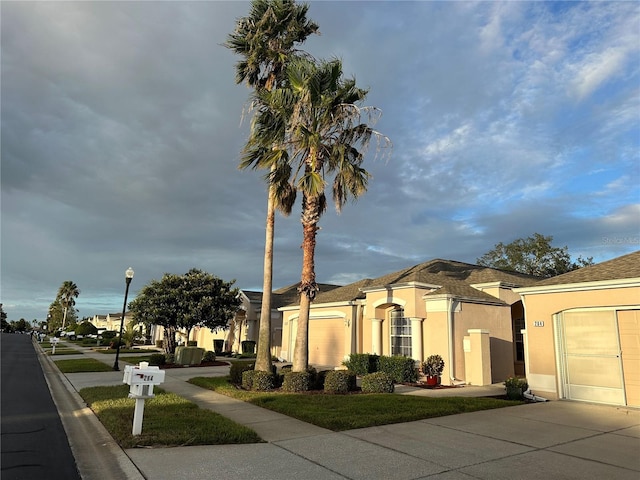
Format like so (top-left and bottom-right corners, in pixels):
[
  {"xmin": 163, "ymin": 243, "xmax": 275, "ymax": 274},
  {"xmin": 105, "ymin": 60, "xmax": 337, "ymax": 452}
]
[
  {"xmin": 123, "ymin": 363, "xmax": 165, "ymax": 398},
  {"xmin": 122, "ymin": 362, "xmax": 166, "ymax": 435}
]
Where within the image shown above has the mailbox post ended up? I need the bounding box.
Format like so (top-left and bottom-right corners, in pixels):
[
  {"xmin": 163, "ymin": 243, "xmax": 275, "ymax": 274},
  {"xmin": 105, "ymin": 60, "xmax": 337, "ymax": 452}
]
[
  {"xmin": 51, "ymin": 337, "xmax": 60, "ymax": 354},
  {"xmin": 123, "ymin": 362, "xmax": 165, "ymax": 435}
]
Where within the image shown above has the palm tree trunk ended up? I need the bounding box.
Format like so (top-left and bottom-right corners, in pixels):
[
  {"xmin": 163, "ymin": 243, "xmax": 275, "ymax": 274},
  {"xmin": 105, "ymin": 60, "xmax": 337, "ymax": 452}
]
[
  {"xmin": 293, "ymin": 215, "xmax": 319, "ymax": 372},
  {"xmin": 255, "ymin": 181, "xmax": 275, "ymax": 372},
  {"xmin": 61, "ymin": 307, "xmax": 68, "ymax": 331}
]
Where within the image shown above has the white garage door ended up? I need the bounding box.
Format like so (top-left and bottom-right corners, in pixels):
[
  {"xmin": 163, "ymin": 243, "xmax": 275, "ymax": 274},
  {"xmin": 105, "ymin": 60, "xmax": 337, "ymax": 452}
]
[{"xmin": 558, "ymin": 310, "xmax": 625, "ymax": 405}]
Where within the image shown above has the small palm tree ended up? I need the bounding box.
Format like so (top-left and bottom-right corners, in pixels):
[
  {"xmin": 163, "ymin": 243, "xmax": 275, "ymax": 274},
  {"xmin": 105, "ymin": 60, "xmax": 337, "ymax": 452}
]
[
  {"xmin": 58, "ymin": 280, "xmax": 80, "ymax": 332},
  {"xmin": 252, "ymin": 56, "xmax": 391, "ymax": 371},
  {"xmin": 226, "ymin": 0, "xmax": 318, "ymax": 373}
]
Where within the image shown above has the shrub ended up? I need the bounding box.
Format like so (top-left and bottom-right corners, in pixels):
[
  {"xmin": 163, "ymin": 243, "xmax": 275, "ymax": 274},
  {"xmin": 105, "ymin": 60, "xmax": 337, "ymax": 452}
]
[
  {"xmin": 282, "ymin": 371, "xmax": 310, "ymax": 392},
  {"xmin": 230, "ymin": 361, "xmax": 254, "ymax": 385},
  {"xmin": 324, "ymin": 370, "xmax": 356, "ymax": 394},
  {"xmin": 76, "ymin": 321, "xmax": 98, "ymax": 336},
  {"xmin": 148, "ymin": 353, "xmax": 166, "ymax": 366},
  {"xmin": 81, "ymin": 337, "xmax": 96, "ymax": 346},
  {"xmin": 155, "ymin": 339, "xmax": 164, "ymax": 348},
  {"xmin": 165, "ymin": 353, "xmax": 175, "ymax": 365},
  {"xmin": 361, "ymin": 372, "xmax": 395, "ymax": 393},
  {"xmin": 202, "ymin": 350, "xmax": 216, "ymax": 363},
  {"xmin": 422, "ymin": 354, "xmax": 445, "ymax": 377},
  {"xmin": 342, "ymin": 353, "xmax": 379, "ymax": 376},
  {"xmin": 378, "ymin": 355, "xmax": 418, "ymax": 383},
  {"xmin": 504, "ymin": 377, "xmax": 528, "ymax": 400},
  {"xmin": 101, "ymin": 331, "xmax": 117, "ymax": 340},
  {"xmin": 241, "ymin": 340, "xmax": 256, "ymax": 354},
  {"xmin": 109, "ymin": 338, "xmax": 124, "ymax": 350},
  {"xmin": 242, "ymin": 370, "xmax": 274, "ymax": 391}
]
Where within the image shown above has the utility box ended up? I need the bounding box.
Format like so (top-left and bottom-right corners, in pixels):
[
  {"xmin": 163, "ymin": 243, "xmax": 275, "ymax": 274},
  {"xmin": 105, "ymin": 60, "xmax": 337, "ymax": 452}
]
[{"xmin": 175, "ymin": 346, "xmax": 205, "ymax": 366}]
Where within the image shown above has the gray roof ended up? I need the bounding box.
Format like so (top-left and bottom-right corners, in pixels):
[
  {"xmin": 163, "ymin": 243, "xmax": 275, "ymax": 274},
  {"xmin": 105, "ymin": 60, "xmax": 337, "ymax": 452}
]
[
  {"xmin": 246, "ymin": 283, "xmax": 342, "ymax": 309},
  {"xmin": 309, "ymin": 259, "xmax": 541, "ymax": 305},
  {"xmin": 533, "ymin": 250, "xmax": 640, "ymax": 286}
]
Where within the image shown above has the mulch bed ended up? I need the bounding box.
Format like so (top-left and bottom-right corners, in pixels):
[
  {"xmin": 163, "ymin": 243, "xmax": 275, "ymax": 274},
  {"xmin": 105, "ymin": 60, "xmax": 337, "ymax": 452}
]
[
  {"xmin": 159, "ymin": 360, "xmax": 230, "ymax": 369},
  {"xmin": 401, "ymin": 382, "xmax": 460, "ymax": 390}
]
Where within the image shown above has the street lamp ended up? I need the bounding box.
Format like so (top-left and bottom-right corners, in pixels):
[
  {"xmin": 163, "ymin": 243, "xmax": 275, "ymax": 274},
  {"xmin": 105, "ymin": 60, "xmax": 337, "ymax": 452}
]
[{"xmin": 113, "ymin": 267, "xmax": 134, "ymax": 371}]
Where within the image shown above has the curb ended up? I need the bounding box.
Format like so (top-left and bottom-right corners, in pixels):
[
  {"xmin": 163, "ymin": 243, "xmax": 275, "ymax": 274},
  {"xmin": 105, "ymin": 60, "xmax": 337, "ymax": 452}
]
[{"xmin": 36, "ymin": 341, "xmax": 145, "ymax": 480}]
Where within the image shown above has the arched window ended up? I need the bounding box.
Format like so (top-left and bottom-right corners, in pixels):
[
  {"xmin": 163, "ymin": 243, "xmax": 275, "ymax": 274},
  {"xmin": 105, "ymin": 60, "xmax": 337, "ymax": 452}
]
[{"xmin": 390, "ymin": 308, "xmax": 411, "ymax": 357}]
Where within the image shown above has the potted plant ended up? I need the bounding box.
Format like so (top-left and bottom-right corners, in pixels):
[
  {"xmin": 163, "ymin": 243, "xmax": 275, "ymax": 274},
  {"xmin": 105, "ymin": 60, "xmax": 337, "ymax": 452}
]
[
  {"xmin": 504, "ymin": 376, "xmax": 528, "ymax": 400},
  {"xmin": 422, "ymin": 354, "xmax": 445, "ymax": 387}
]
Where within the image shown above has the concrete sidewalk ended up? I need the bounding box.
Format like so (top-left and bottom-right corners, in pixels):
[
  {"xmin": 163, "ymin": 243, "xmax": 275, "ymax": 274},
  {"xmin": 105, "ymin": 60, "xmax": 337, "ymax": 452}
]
[{"xmin": 41, "ymin": 341, "xmax": 640, "ymax": 480}]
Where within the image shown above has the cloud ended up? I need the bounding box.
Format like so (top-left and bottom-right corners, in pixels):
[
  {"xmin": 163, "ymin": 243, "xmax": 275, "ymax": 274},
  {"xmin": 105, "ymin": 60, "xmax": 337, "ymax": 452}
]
[{"xmin": 1, "ymin": 1, "xmax": 638, "ymax": 321}]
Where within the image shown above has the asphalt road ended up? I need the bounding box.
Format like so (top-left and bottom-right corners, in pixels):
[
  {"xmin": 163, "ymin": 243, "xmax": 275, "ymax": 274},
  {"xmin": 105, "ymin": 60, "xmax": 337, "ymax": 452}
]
[{"xmin": 1, "ymin": 333, "xmax": 81, "ymax": 480}]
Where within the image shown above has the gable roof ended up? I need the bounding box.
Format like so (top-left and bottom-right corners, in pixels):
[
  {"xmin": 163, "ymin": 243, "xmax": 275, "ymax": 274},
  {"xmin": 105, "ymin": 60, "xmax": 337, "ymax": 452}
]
[
  {"xmin": 532, "ymin": 250, "xmax": 640, "ymax": 286},
  {"xmin": 244, "ymin": 283, "xmax": 342, "ymax": 309},
  {"xmin": 308, "ymin": 258, "xmax": 541, "ymax": 305}
]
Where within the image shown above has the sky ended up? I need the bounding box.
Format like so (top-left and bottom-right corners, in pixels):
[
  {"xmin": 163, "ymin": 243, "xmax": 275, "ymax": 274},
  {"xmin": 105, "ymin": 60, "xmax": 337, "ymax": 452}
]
[{"xmin": 2, "ymin": 1, "xmax": 639, "ymax": 322}]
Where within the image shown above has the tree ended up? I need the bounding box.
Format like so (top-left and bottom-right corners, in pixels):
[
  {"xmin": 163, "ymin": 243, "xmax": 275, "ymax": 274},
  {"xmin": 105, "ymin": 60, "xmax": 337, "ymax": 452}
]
[
  {"xmin": 129, "ymin": 269, "xmax": 241, "ymax": 354},
  {"xmin": 477, "ymin": 233, "xmax": 594, "ymax": 278},
  {"xmin": 76, "ymin": 321, "xmax": 98, "ymax": 336},
  {"xmin": 226, "ymin": 0, "xmax": 319, "ymax": 373},
  {"xmin": 57, "ymin": 281, "xmax": 80, "ymax": 331},
  {"xmin": 0, "ymin": 304, "xmax": 8, "ymax": 331},
  {"xmin": 47, "ymin": 295, "xmax": 78, "ymax": 332},
  {"xmin": 252, "ymin": 56, "xmax": 390, "ymax": 371}
]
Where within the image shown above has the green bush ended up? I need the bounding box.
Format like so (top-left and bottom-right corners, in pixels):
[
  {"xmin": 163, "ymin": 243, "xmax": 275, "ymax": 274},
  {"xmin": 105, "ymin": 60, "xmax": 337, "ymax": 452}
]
[
  {"xmin": 230, "ymin": 361, "xmax": 254, "ymax": 385},
  {"xmin": 361, "ymin": 372, "xmax": 395, "ymax": 393},
  {"xmin": 242, "ymin": 370, "xmax": 274, "ymax": 391},
  {"xmin": 378, "ymin": 356, "xmax": 418, "ymax": 383},
  {"xmin": 282, "ymin": 371, "xmax": 310, "ymax": 392},
  {"xmin": 203, "ymin": 351, "xmax": 216, "ymax": 362},
  {"xmin": 102, "ymin": 331, "xmax": 117, "ymax": 340},
  {"xmin": 109, "ymin": 338, "xmax": 124, "ymax": 349},
  {"xmin": 324, "ymin": 370, "xmax": 356, "ymax": 394},
  {"xmin": 149, "ymin": 353, "xmax": 166, "ymax": 366},
  {"xmin": 165, "ymin": 353, "xmax": 175, "ymax": 365},
  {"xmin": 81, "ymin": 337, "xmax": 96, "ymax": 346},
  {"xmin": 241, "ymin": 340, "xmax": 256, "ymax": 354},
  {"xmin": 342, "ymin": 353, "xmax": 379, "ymax": 376},
  {"xmin": 76, "ymin": 321, "xmax": 98, "ymax": 336}
]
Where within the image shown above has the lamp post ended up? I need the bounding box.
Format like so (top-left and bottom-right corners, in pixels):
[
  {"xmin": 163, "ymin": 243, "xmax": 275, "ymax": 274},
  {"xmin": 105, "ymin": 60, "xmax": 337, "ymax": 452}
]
[{"xmin": 113, "ymin": 267, "xmax": 134, "ymax": 371}]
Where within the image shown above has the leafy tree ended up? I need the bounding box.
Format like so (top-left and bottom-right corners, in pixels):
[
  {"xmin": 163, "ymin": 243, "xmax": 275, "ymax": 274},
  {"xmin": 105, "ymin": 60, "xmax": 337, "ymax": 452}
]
[
  {"xmin": 477, "ymin": 233, "xmax": 594, "ymax": 278},
  {"xmin": 129, "ymin": 269, "xmax": 241, "ymax": 354},
  {"xmin": 76, "ymin": 321, "xmax": 98, "ymax": 336},
  {"xmin": 0, "ymin": 304, "xmax": 8, "ymax": 331},
  {"xmin": 226, "ymin": 0, "xmax": 319, "ymax": 373},
  {"xmin": 251, "ymin": 56, "xmax": 390, "ymax": 371},
  {"xmin": 47, "ymin": 296, "xmax": 77, "ymax": 332},
  {"xmin": 57, "ymin": 281, "xmax": 80, "ymax": 331},
  {"xmin": 12, "ymin": 318, "xmax": 29, "ymax": 333}
]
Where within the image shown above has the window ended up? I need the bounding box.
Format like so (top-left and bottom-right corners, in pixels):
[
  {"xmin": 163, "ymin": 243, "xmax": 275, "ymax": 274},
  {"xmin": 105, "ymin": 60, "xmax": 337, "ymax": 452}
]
[{"xmin": 390, "ymin": 308, "xmax": 411, "ymax": 357}]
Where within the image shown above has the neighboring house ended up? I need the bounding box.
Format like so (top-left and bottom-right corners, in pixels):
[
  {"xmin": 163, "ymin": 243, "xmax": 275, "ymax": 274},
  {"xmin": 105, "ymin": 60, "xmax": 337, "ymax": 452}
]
[
  {"xmin": 515, "ymin": 250, "xmax": 640, "ymax": 407},
  {"xmin": 279, "ymin": 259, "xmax": 539, "ymax": 385},
  {"xmin": 191, "ymin": 283, "xmax": 340, "ymax": 355}
]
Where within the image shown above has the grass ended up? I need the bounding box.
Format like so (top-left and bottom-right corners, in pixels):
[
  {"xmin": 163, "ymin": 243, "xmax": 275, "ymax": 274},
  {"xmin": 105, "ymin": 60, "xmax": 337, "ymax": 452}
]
[
  {"xmin": 94, "ymin": 348, "xmax": 155, "ymax": 354},
  {"xmin": 54, "ymin": 358, "xmax": 114, "ymax": 373},
  {"xmin": 79, "ymin": 385, "xmax": 262, "ymax": 448},
  {"xmin": 189, "ymin": 376, "xmax": 523, "ymax": 431},
  {"xmin": 119, "ymin": 355, "xmax": 153, "ymax": 364},
  {"xmin": 47, "ymin": 349, "xmax": 81, "ymax": 356}
]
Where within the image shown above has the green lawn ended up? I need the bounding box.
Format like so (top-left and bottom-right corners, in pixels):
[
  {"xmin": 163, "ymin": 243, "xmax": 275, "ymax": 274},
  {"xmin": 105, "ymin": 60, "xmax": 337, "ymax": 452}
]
[
  {"xmin": 188, "ymin": 376, "xmax": 523, "ymax": 431},
  {"xmin": 54, "ymin": 358, "xmax": 114, "ymax": 373},
  {"xmin": 47, "ymin": 349, "xmax": 81, "ymax": 356},
  {"xmin": 79, "ymin": 385, "xmax": 262, "ymax": 448}
]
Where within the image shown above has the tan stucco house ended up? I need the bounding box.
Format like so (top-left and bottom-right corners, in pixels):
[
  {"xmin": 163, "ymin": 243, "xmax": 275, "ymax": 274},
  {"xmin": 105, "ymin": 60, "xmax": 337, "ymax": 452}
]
[
  {"xmin": 279, "ymin": 259, "xmax": 540, "ymax": 385},
  {"xmin": 516, "ymin": 250, "xmax": 640, "ymax": 407}
]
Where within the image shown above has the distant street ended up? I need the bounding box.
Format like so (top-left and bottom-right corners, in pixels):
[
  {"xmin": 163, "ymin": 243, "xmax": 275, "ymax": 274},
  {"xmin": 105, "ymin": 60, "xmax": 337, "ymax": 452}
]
[{"xmin": 1, "ymin": 333, "xmax": 81, "ymax": 480}]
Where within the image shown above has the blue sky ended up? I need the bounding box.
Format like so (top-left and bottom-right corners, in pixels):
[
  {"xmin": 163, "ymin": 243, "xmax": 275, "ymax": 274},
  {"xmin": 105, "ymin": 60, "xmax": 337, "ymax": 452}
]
[{"xmin": 1, "ymin": 1, "xmax": 638, "ymax": 322}]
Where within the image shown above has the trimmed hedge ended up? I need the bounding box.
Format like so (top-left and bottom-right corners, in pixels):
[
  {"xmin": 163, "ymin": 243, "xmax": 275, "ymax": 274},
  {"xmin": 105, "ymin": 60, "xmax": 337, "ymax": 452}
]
[
  {"xmin": 342, "ymin": 353, "xmax": 380, "ymax": 376},
  {"xmin": 230, "ymin": 361, "xmax": 254, "ymax": 385},
  {"xmin": 378, "ymin": 356, "xmax": 418, "ymax": 383},
  {"xmin": 149, "ymin": 353, "xmax": 166, "ymax": 366},
  {"xmin": 324, "ymin": 370, "xmax": 356, "ymax": 394},
  {"xmin": 242, "ymin": 370, "xmax": 274, "ymax": 391},
  {"xmin": 282, "ymin": 371, "xmax": 310, "ymax": 392},
  {"xmin": 361, "ymin": 372, "xmax": 395, "ymax": 393},
  {"xmin": 203, "ymin": 350, "xmax": 216, "ymax": 362}
]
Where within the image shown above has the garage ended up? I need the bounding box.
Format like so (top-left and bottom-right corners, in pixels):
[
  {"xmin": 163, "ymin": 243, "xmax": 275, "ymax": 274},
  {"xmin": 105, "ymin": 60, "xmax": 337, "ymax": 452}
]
[
  {"xmin": 557, "ymin": 309, "xmax": 639, "ymax": 407},
  {"xmin": 308, "ymin": 318, "xmax": 344, "ymax": 367}
]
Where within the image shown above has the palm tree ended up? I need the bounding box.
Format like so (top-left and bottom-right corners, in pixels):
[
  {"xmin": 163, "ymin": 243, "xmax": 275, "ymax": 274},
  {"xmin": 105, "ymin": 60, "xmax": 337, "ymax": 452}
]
[
  {"xmin": 226, "ymin": 0, "xmax": 318, "ymax": 373},
  {"xmin": 252, "ymin": 56, "xmax": 391, "ymax": 371},
  {"xmin": 58, "ymin": 280, "xmax": 80, "ymax": 331}
]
